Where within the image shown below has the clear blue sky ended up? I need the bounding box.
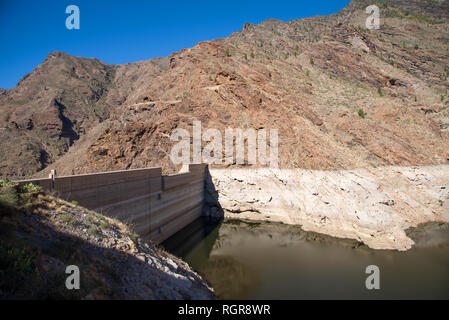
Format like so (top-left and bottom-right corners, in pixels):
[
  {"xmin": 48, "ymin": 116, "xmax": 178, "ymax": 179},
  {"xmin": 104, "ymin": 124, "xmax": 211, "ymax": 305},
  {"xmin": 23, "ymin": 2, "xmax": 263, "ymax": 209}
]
[{"xmin": 0, "ymin": 0, "xmax": 349, "ymax": 89}]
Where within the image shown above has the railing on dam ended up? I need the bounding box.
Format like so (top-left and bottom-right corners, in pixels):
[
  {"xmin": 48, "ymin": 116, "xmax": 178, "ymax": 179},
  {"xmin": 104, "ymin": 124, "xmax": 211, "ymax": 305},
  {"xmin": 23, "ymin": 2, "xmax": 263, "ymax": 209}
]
[{"xmin": 15, "ymin": 164, "xmax": 207, "ymax": 244}]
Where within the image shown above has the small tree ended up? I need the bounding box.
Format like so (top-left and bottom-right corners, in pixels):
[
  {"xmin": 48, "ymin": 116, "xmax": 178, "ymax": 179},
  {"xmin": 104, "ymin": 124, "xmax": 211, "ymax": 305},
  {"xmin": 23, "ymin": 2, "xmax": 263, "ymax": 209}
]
[
  {"xmin": 310, "ymin": 57, "xmax": 315, "ymax": 65},
  {"xmin": 225, "ymin": 49, "xmax": 231, "ymax": 57}
]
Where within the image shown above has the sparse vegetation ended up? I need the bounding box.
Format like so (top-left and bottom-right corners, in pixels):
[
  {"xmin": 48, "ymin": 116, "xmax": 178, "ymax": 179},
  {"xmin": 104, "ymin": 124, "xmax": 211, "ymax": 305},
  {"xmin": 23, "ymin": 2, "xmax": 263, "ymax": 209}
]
[
  {"xmin": 88, "ymin": 226, "xmax": 100, "ymax": 236},
  {"xmin": 378, "ymin": 87, "xmax": 384, "ymax": 97},
  {"xmin": 0, "ymin": 181, "xmax": 44, "ymax": 215},
  {"xmin": 60, "ymin": 213, "xmax": 77, "ymax": 227},
  {"xmin": 358, "ymin": 109, "xmax": 366, "ymax": 119},
  {"xmin": 225, "ymin": 49, "xmax": 231, "ymax": 57},
  {"xmin": 0, "ymin": 180, "xmax": 18, "ymax": 211},
  {"xmin": 129, "ymin": 232, "xmax": 139, "ymax": 244},
  {"xmin": 100, "ymin": 221, "xmax": 109, "ymax": 230},
  {"xmin": 0, "ymin": 184, "xmax": 213, "ymax": 299},
  {"xmin": 18, "ymin": 183, "xmax": 43, "ymax": 194}
]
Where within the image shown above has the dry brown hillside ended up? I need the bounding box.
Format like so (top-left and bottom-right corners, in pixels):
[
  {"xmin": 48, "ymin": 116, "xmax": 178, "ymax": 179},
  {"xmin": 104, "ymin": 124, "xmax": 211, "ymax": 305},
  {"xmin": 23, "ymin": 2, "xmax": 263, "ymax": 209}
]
[{"xmin": 1, "ymin": 0, "xmax": 449, "ymax": 178}]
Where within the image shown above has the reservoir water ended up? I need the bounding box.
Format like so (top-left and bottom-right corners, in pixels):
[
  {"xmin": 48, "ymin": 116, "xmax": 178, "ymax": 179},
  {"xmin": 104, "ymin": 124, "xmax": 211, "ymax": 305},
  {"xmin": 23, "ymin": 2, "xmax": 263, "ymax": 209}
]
[{"xmin": 163, "ymin": 218, "xmax": 449, "ymax": 299}]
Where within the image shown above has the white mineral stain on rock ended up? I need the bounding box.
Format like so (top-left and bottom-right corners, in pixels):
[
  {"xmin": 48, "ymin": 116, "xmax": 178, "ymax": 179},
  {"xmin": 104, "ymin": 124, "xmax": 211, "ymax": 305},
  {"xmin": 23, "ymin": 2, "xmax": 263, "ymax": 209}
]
[{"xmin": 209, "ymin": 165, "xmax": 449, "ymax": 251}]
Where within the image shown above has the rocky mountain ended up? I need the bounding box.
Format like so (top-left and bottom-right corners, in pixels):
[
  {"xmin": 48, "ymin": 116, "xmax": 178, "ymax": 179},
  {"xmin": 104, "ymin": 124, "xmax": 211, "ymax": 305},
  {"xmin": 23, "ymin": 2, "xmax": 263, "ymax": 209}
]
[{"xmin": 1, "ymin": 0, "xmax": 449, "ymax": 178}]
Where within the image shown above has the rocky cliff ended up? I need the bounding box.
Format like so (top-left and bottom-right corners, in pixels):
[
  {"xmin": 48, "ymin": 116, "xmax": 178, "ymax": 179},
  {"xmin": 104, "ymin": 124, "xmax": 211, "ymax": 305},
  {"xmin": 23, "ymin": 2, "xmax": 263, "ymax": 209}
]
[{"xmin": 207, "ymin": 166, "xmax": 449, "ymax": 250}]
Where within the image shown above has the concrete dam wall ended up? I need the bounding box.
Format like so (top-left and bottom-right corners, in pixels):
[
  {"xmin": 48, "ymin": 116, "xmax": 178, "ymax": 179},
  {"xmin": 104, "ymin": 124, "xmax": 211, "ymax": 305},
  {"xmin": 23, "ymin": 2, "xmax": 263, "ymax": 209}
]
[{"xmin": 16, "ymin": 164, "xmax": 207, "ymax": 244}]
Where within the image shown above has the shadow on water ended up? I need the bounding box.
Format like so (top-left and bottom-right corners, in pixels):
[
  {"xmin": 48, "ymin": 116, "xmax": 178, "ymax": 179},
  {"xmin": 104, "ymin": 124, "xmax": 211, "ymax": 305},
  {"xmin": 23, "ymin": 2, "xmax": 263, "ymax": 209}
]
[
  {"xmin": 162, "ymin": 217, "xmax": 222, "ymax": 260},
  {"xmin": 163, "ymin": 218, "xmax": 449, "ymax": 300}
]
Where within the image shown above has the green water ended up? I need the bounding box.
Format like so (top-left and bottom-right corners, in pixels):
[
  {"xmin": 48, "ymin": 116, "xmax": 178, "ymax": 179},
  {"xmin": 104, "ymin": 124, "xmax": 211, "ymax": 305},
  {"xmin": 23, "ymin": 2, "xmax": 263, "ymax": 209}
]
[{"xmin": 163, "ymin": 218, "xmax": 449, "ymax": 300}]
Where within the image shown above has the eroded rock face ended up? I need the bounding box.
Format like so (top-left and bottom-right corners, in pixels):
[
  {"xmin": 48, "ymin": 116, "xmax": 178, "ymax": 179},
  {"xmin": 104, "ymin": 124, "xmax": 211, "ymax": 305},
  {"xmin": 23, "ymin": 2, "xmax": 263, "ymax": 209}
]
[{"xmin": 209, "ymin": 166, "xmax": 449, "ymax": 251}]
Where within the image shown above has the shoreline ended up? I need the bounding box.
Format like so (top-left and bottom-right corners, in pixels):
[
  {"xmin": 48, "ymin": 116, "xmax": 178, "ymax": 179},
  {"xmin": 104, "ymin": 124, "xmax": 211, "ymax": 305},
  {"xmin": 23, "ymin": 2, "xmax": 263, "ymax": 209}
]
[{"xmin": 206, "ymin": 165, "xmax": 449, "ymax": 251}]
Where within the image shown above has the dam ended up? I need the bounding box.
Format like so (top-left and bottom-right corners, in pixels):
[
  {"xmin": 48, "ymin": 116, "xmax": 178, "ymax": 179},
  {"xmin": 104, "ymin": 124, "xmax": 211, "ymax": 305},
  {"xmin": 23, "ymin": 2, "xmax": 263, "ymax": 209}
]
[
  {"xmin": 13, "ymin": 164, "xmax": 449, "ymax": 299},
  {"xmin": 15, "ymin": 164, "xmax": 207, "ymax": 244}
]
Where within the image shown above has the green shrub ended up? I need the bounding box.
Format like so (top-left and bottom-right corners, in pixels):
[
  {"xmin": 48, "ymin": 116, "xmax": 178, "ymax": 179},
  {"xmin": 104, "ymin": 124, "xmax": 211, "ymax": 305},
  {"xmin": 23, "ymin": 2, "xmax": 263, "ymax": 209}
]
[
  {"xmin": 60, "ymin": 213, "xmax": 77, "ymax": 227},
  {"xmin": 310, "ymin": 57, "xmax": 315, "ymax": 65},
  {"xmin": 129, "ymin": 232, "xmax": 139, "ymax": 244},
  {"xmin": 18, "ymin": 183, "xmax": 43, "ymax": 194},
  {"xmin": 0, "ymin": 186, "xmax": 18, "ymax": 211},
  {"xmin": 358, "ymin": 109, "xmax": 366, "ymax": 119},
  {"xmin": 88, "ymin": 226, "xmax": 99, "ymax": 236},
  {"xmin": 19, "ymin": 193, "xmax": 34, "ymax": 212},
  {"xmin": 0, "ymin": 180, "xmax": 15, "ymax": 188},
  {"xmin": 0, "ymin": 241, "xmax": 36, "ymax": 277},
  {"xmin": 71, "ymin": 200, "xmax": 79, "ymax": 206},
  {"xmin": 225, "ymin": 49, "xmax": 231, "ymax": 57},
  {"xmin": 99, "ymin": 221, "xmax": 109, "ymax": 230},
  {"xmin": 378, "ymin": 87, "xmax": 384, "ymax": 97}
]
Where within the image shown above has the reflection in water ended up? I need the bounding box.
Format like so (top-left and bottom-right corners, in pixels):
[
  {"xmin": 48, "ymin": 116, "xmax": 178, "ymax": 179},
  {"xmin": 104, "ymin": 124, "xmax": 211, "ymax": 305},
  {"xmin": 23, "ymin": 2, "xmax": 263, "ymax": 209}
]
[
  {"xmin": 199, "ymin": 256, "xmax": 259, "ymax": 300},
  {"xmin": 163, "ymin": 218, "xmax": 449, "ymax": 300}
]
